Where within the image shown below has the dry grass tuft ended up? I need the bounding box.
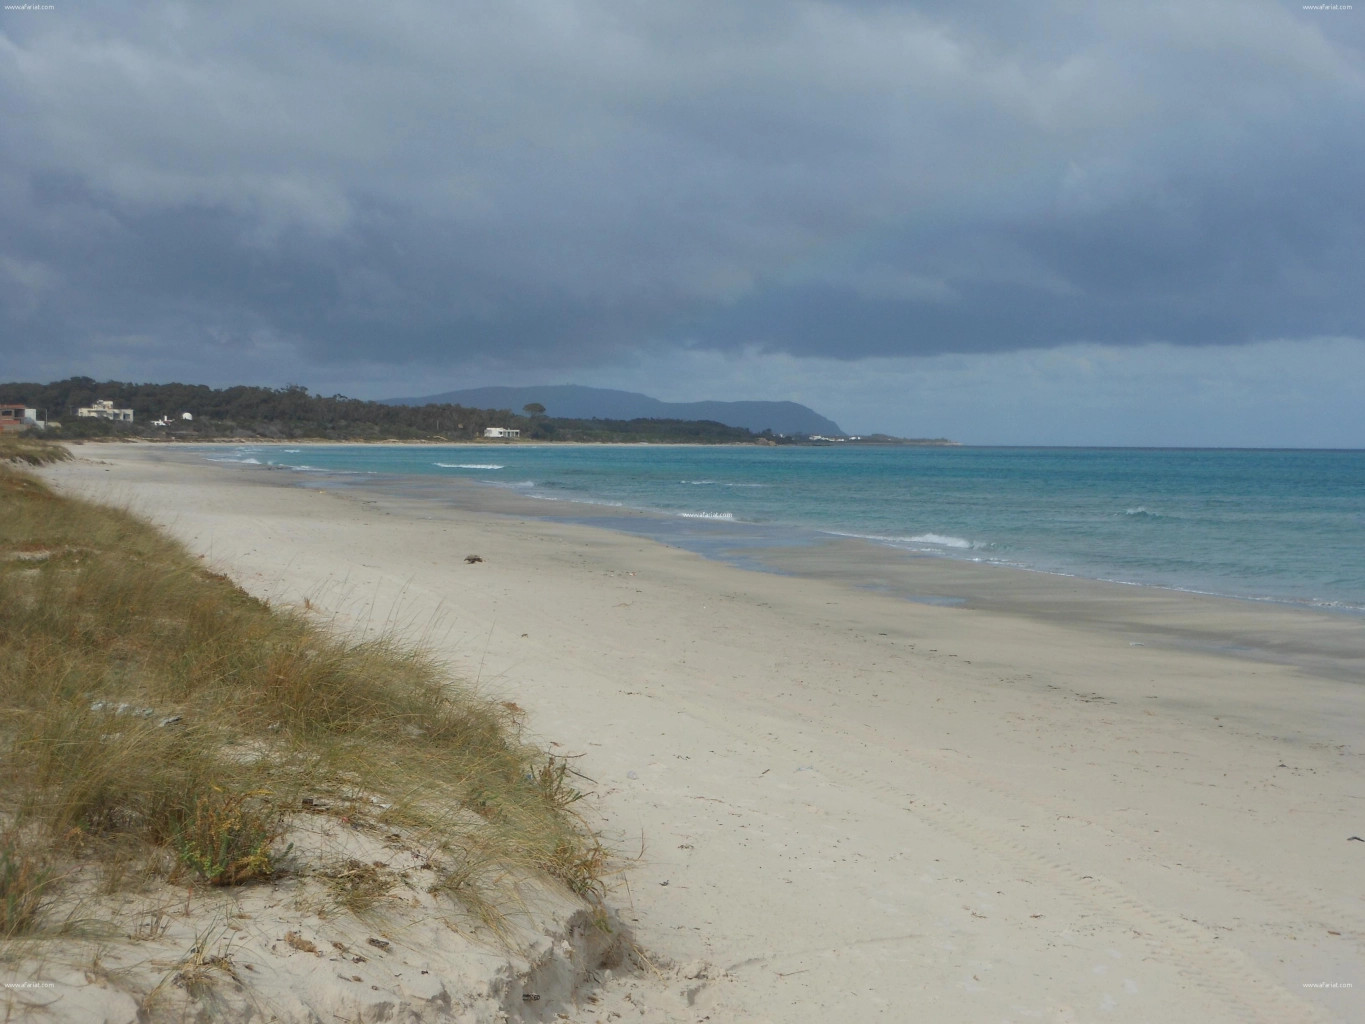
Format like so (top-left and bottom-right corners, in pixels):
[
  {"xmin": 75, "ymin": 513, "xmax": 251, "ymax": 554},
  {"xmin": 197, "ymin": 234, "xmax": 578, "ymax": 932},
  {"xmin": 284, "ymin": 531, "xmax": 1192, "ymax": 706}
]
[
  {"xmin": 323, "ymin": 859, "xmax": 399, "ymax": 914},
  {"xmin": 0, "ymin": 462, "xmax": 609, "ymax": 943},
  {"xmin": 0, "ymin": 435, "xmax": 70, "ymax": 466},
  {"xmin": 428, "ymin": 846, "xmax": 516, "ymax": 938},
  {"xmin": 173, "ymin": 941, "xmax": 239, "ymax": 999},
  {"xmin": 0, "ymin": 835, "xmax": 52, "ymax": 938},
  {"xmin": 283, "ymin": 930, "xmax": 317, "ymax": 954}
]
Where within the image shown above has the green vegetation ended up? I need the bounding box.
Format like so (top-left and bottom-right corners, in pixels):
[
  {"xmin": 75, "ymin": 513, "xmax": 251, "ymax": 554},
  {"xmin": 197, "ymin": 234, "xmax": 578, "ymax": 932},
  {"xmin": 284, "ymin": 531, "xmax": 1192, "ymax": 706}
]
[
  {"xmin": 0, "ymin": 377, "xmax": 779, "ymax": 443},
  {"xmin": 172, "ymin": 791, "xmax": 286, "ymax": 886},
  {"xmin": 0, "ymin": 460, "xmax": 607, "ymax": 939}
]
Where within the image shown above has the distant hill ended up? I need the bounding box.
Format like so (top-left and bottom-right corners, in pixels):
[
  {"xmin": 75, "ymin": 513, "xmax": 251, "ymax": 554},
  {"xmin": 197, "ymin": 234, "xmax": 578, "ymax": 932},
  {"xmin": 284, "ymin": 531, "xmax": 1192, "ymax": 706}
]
[{"xmin": 384, "ymin": 385, "xmax": 844, "ymax": 436}]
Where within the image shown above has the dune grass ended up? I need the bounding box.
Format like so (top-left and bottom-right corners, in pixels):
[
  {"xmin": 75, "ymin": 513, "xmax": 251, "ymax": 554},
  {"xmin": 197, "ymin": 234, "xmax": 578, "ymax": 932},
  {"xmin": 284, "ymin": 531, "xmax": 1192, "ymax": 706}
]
[
  {"xmin": 0, "ymin": 434, "xmax": 72, "ymax": 467},
  {"xmin": 0, "ymin": 460, "xmax": 606, "ymax": 939}
]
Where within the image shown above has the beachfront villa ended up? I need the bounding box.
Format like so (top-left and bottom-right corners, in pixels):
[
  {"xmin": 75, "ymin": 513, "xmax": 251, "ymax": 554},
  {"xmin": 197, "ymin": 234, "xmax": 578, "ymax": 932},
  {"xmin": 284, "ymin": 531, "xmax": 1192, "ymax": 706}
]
[
  {"xmin": 484, "ymin": 426, "xmax": 520, "ymax": 438},
  {"xmin": 77, "ymin": 399, "xmax": 135, "ymax": 422}
]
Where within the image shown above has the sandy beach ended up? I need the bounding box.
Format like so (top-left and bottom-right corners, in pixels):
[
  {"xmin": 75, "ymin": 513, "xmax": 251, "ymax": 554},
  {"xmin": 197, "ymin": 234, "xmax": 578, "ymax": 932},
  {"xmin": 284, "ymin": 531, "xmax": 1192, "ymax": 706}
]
[{"xmin": 42, "ymin": 445, "xmax": 1365, "ymax": 1024}]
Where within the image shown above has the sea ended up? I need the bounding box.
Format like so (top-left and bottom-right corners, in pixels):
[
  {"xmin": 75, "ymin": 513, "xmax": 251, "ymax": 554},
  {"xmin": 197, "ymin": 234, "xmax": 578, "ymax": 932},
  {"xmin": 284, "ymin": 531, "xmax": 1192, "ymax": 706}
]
[{"xmin": 202, "ymin": 444, "xmax": 1365, "ymax": 613}]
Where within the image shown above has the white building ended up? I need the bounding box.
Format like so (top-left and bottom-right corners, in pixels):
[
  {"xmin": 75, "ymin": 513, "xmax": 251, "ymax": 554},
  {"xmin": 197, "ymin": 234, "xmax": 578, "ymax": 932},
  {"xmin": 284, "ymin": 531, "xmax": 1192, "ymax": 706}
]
[
  {"xmin": 77, "ymin": 400, "xmax": 134, "ymax": 423},
  {"xmin": 483, "ymin": 426, "xmax": 521, "ymax": 439}
]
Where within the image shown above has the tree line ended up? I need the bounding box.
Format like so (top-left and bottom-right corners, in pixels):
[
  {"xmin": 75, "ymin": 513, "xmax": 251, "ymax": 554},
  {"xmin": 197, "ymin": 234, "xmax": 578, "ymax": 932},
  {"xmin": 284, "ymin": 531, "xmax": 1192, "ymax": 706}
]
[{"xmin": 0, "ymin": 378, "xmax": 778, "ymax": 444}]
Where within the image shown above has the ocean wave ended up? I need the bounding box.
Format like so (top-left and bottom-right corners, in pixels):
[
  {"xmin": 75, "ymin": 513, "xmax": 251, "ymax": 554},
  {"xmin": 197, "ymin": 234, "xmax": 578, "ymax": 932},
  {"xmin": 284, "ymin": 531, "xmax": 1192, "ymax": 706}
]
[
  {"xmin": 436, "ymin": 463, "xmax": 505, "ymax": 469},
  {"xmin": 1124, "ymin": 507, "xmax": 1161, "ymax": 517},
  {"xmin": 821, "ymin": 528, "xmax": 984, "ymax": 552},
  {"xmin": 677, "ymin": 511, "xmax": 735, "ymax": 520},
  {"xmin": 207, "ymin": 456, "xmax": 261, "ymax": 464},
  {"xmin": 681, "ymin": 479, "xmax": 766, "ymax": 487},
  {"xmin": 561, "ymin": 495, "xmax": 625, "ymax": 507},
  {"xmin": 907, "ymin": 533, "xmax": 974, "ymax": 549}
]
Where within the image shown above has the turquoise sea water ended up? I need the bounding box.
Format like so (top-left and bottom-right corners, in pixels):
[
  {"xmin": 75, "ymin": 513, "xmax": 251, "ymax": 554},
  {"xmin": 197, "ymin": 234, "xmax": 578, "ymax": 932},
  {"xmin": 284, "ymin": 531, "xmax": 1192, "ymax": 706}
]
[{"xmin": 204, "ymin": 445, "xmax": 1365, "ymax": 612}]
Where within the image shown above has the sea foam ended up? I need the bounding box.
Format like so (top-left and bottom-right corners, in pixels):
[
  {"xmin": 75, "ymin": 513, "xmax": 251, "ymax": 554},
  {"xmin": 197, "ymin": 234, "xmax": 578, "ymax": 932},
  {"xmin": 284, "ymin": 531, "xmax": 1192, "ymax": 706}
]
[
  {"xmin": 908, "ymin": 533, "xmax": 974, "ymax": 549},
  {"xmin": 682, "ymin": 480, "xmax": 766, "ymax": 487}
]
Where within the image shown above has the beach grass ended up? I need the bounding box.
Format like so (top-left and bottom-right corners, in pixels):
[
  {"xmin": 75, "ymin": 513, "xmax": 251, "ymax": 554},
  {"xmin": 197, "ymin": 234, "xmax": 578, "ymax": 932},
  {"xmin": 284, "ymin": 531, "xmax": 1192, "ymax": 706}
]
[
  {"xmin": 0, "ymin": 434, "xmax": 72, "ymax": 467},
  {"xmin": 0, "ymin": 459, "xmax": 606, "ymax": 941}
]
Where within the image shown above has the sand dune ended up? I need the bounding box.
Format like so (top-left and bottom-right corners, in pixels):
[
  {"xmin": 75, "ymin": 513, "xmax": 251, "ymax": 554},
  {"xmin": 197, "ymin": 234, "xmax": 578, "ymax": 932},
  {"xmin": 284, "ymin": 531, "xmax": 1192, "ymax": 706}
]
[{"xmin": 35, "ymin": 445, "xmax": 1365, "ymax": 1023}]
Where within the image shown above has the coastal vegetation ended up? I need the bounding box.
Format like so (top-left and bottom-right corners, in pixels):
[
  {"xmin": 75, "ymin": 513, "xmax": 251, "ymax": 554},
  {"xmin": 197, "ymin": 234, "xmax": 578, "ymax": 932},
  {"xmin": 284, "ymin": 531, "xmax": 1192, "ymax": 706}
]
[
  {"xmin": 0, "ymin": 434, "xmax": 73, "ymax": 466},
  {"xmin": 1, "ymin": 378, "xmax": 955, "ymax": 445},
  {"xmin": 0, "ymin": 447, "xmax": 608, "ymax": 946},
  {"xmin": 2, "ymin": 378, "xmax": 771, "ymax": 444}
]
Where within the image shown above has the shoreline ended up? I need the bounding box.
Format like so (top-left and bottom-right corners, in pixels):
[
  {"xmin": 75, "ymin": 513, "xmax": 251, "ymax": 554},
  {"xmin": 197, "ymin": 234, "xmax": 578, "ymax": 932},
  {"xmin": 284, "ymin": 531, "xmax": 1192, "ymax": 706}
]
[
  {"xmin": 40, "ymin": 444, "xmax": 1365, "ymax": 1023},
  {"xmin": 330, "ymin": 468, "xmax": 1365, "ymax": 683},
  {"xmin": 190, "ymin": 440, "xmax": 1365, "ymax": 622},
  {"xmin": 63, "ymin": 435, "xmax": 1362, "ymax": 450}
]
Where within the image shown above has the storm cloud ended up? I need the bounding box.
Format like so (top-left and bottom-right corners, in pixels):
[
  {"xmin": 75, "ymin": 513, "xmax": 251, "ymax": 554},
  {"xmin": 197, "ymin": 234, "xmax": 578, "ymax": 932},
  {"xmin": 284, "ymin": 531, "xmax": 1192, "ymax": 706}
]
[{"xmin": 1, "ymin": 1, "xmax": 1362, "ymax": 382}]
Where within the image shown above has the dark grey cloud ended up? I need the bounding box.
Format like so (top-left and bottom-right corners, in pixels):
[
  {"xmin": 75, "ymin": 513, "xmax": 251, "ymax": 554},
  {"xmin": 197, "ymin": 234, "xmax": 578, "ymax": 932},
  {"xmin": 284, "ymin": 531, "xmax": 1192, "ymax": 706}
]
[{"xmin": 1, "ymin": 1, "xmax": 1362, "ymax": 384}]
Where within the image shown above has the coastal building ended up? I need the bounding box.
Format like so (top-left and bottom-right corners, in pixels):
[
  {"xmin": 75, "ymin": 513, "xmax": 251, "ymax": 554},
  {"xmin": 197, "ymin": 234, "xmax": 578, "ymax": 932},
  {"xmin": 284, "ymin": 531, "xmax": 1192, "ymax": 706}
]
[
  {"xmin": 0, "ymin": 405, "xmax": 38, "ymax": 431},
  {"xmin": 77, "ymin": 400, "xmax": 135, "ymax": 423},
  {"xmin": 483, "ymin": 427, "xmax": 520, "ymax": 439}
]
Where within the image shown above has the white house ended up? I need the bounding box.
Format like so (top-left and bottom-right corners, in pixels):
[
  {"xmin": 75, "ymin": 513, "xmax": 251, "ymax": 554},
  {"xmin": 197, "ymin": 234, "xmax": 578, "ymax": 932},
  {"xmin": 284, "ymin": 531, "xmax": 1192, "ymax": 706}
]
[
  {"xmin": 77, "ymin": 400, "xmax": 134, "ymax": 422},
  {"xmin": 483, "ymin": 427, "xmax": 521, "ymax": 439}
]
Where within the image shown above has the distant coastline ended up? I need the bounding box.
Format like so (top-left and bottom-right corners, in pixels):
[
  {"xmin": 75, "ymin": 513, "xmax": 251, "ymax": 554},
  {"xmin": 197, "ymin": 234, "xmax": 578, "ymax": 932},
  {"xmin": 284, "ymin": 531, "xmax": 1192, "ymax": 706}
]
[
  {"xmin": 68, "ymin": 434, "xmax": 962, "ymax": 447},
  {"xmin": 1, "ymin": 377, "xmax": 954, "ymax": 446}
]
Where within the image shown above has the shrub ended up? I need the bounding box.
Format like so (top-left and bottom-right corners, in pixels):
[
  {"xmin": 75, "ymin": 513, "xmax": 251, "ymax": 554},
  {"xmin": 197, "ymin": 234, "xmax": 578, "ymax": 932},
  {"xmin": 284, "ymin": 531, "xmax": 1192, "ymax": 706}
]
[{"xmin": 173, "ymin": 792, "xmax": 285, "ymax": 886}]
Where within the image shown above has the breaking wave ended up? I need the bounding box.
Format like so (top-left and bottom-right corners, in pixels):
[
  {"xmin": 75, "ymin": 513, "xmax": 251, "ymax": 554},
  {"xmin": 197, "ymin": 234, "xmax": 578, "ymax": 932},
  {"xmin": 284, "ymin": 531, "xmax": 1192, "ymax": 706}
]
[{"xmin": 907, "ymin": 533, "xmax": 974, "ymax": 549}]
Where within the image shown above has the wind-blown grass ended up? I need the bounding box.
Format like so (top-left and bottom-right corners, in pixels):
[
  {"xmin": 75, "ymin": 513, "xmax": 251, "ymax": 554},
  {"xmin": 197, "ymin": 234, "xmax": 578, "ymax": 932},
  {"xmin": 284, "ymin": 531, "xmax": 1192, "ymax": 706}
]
[
  {"xmin": 0, "ymin": 462, "xmax": 606, "ymax": 937},
  {"xmin": 0, "ymin": 434, "xmax": 71, "ymax": 466}
]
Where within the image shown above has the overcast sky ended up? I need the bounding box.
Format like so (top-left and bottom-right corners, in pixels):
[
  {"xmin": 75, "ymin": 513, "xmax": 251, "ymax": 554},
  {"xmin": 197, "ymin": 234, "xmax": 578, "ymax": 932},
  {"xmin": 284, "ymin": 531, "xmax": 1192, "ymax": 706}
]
[{"xmin": 2, "ymin": 1, "xmax": 1362, "ymax": 444}]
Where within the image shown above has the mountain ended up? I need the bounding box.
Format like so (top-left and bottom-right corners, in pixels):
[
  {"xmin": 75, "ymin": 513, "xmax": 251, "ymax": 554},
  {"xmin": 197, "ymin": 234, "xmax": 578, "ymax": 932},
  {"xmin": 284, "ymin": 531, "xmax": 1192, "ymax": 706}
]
[{"xmin": 383, "ymin": 385, "xmax": 844, "ymax": 436}]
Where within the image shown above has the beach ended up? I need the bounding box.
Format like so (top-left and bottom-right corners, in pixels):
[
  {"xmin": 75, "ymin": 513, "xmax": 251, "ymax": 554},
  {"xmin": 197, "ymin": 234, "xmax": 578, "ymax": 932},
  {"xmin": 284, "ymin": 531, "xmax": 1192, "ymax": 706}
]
[{"xmin": 43, "ymin": 445, "xmax": 1365, "ymax": 1023}]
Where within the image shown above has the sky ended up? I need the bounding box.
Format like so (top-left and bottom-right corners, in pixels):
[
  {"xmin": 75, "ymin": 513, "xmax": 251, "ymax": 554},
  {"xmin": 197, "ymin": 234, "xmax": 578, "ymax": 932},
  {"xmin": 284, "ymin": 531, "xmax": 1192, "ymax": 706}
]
[{"xmin": 1, "ymin": 1, "xmax": 1362, "ymax": 445}]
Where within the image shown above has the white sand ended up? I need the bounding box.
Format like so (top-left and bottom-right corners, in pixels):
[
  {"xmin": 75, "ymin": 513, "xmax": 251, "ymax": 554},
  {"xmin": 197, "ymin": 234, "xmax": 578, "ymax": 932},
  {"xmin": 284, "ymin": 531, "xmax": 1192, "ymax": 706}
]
[{"xmin": 28, "ymin": 445, "xmax": 1365, "ymax": 1023}]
